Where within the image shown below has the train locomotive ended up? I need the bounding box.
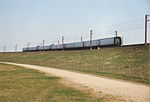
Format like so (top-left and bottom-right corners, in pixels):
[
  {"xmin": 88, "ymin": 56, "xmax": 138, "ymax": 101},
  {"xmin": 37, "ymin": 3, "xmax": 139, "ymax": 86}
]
[{"xmin": 22, "ymin": 37, "xmax": 122, "ymax": 52}]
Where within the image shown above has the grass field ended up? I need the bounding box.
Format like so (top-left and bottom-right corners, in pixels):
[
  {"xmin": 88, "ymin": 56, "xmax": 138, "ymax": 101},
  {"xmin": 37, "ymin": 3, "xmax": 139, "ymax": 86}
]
[
  {"xmin": 0, "ymin": 45, "xmax": 149, "ymax": 84},
  {"xmin": 0, "ymin": 63, "xmax": 121, "ymax": 102}
]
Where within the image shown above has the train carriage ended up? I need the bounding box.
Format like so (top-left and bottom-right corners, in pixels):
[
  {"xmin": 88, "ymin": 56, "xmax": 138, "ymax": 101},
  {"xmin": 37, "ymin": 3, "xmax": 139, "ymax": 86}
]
[{"xmin": 22, "ymin": 37, "xmax": 122, "ymax": 52}]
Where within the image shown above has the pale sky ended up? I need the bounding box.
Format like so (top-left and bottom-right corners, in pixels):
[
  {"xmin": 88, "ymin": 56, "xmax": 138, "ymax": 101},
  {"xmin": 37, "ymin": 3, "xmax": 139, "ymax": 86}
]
[{"xmin": 0, "ymin": 0, "xmax": 150, "ymax": 52}]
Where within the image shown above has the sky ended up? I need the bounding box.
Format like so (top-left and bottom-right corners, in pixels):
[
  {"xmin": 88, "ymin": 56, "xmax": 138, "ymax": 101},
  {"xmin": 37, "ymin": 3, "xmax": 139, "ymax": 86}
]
[{"xmin": 0, "ymin": 0, "xmax": 150, "ymax": 52}]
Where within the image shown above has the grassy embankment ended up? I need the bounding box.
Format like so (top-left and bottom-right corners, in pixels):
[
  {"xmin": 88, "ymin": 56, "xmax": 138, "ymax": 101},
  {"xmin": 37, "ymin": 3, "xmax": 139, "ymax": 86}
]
[
  {"xmin": 0, "ymin": 45, "xmax": 149, "ymax": 84},
  {"xmin": 0, "ymin": 63, "xmax": 118, "ymax": 102}
]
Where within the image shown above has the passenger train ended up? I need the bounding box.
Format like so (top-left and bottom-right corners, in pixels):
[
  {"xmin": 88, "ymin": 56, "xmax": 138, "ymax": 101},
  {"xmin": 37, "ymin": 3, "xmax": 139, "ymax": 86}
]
[{"xmin": 22, "ymin": 37, "xmax": 122, "ymax": 52}]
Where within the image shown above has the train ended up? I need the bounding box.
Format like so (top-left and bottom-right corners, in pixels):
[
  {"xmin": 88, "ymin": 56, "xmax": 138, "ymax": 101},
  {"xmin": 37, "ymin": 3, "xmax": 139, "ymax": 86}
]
[{"xmin": 22, "ymin": 37, "xmax": 122, "ymax": 52}]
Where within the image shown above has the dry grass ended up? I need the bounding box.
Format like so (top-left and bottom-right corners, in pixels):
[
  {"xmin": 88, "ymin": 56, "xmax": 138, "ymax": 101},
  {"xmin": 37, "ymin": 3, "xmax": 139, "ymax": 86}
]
[
  {"xmin": 0, "ymin": 45, "xmax": 149, "ymax": 84},
  {"xmin": 0, "ymin": 63, "xmax": 125, "ymax": 102}
]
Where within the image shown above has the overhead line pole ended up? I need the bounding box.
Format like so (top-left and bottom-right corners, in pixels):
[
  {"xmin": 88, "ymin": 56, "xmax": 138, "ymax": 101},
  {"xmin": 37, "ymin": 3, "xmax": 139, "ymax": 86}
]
[
  {"xmin": 58, "ymin": 40, "xmax": 59, "ymax": 45},
  {"xmin": 42, "ymin": 40, "xmax": 45, "ymax": 52},
  {"xmin": 90, "ymin": 30, "xmax": 93, "ymax": 50},
  {"xmin": 81, "ymin": 36, "xmax": 83, "ymax": 47},
  {"xmin": 27, "ymin": 42, "xmax": 30, "ymax": 52},
  {"xmin": 115, "ymin": 31, "xmax": 118, "ymax": 37},
  {"xmin": 145, "ymin": 14, "xmax": 150, "ymax": 46},
  {"xmin": 81, "ymin": 36, "xmax": 83, "ymax": 42},
  {"xmin": 62, "ymin": 36, "xmax": 64, "ymax": 51},
  {"xmin": 4, "ymin": 45, "xmax": 6, "ymax": 52},
  {"xmin": 15, "ymin": 44, "xmax": 17, "ymax": 52}
]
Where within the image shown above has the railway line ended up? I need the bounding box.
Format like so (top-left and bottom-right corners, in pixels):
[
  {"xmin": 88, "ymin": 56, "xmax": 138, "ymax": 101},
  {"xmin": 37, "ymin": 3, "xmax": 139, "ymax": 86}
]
[{"xmin": 23, "ymin": 37, "xmax": 122, "ymax": 52}]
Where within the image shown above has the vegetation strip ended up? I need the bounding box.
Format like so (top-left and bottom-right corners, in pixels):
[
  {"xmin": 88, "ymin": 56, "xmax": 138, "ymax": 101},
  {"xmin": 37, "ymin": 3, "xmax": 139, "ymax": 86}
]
[{"xmin": 0, "ymin": 46, "xmax": 149, "ymax": 84}]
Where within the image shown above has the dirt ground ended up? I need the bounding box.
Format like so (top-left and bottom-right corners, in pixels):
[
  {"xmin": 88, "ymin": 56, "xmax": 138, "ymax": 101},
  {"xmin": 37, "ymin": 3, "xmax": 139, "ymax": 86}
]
[{"xmin": 1, "ymin": 62, "xmax": 149, "ymax": 102}]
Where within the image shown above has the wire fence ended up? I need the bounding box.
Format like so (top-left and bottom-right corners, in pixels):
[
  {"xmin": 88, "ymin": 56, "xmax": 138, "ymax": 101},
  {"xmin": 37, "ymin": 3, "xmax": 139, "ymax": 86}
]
[{"xmin": 0, "ymin": 45, "xmax": 149, "ymax": 84}]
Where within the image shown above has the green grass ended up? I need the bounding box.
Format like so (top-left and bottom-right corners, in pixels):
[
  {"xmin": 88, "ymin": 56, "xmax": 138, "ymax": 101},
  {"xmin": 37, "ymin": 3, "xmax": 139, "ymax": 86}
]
[
  {"xmin": 0, "ymin": 45, "xmax": 149, "ymax": 84},
  {"xmin": 0, "ymin": 63, "xmax": 118, "ymax": 102}
]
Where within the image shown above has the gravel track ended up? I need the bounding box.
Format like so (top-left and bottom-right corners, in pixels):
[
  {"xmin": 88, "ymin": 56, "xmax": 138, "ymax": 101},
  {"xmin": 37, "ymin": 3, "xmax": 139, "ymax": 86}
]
[{"xmin": 1, "ymin": 62, "xmax": 149, "ymax": 102}]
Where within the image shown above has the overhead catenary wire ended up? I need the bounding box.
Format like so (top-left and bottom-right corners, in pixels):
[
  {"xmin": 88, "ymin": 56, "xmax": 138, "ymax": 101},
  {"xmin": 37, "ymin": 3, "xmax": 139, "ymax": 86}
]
[
  {"xmin": 93, "ymin": 22, "xmax": 146, "ymax": 39},
  {"xmin": 0, "ymin": 16, "xmax": 149, "ymax": 52},
  {"xmin": 119, "ymin": 26, "xmax": 145, "ymax": 33},
  {"xmin": 93, "ymin": 16, "xmax": 145, "ymax": 37},
  {"xmin": 94, "ymin": 22, "xmax": 144, "ymax": 34},
  {"xmin": 93, "ymin": 16, "xmax": 144, "ymax": 31}
]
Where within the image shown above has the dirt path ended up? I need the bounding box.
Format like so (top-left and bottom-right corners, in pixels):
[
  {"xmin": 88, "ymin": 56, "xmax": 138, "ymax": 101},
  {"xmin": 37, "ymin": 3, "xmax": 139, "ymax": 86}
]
[{"xmin": 1, "ymin": 62, "xmax": 149, "ymax": 102}]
